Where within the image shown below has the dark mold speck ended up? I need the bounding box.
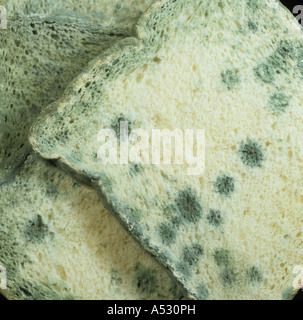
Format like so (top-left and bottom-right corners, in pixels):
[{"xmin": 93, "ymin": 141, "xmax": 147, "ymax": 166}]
[
  {"xmin": 276, "ymin": 41, "xmax": 294, "ymax": 60},
  {"xmin": 176, "ymin": 262, "xmax": 191, "ymax": 280},
  {"xmin": 24, "ymin": 215, "xmax": 48, "ymax": 243},
  {"xmin": 174, "ymin": 189, "xmax": 203, "ymax": 223},
  {"xmin": 220, "ymin": 268, "xmax": 237, "ymax": 287},
  {"xmin": 129, "ymin": 163, "xmax": 144, "ymax": 177},
  {"xmin": 248, "ymin": 20, "xmax": 258, "ymax": 32},
  {"xmin": 270, "ymin": 40, "xmax": 294, "ymax": 70},
  {"xmin": 247, "ymin": 266, "xmax": 263, "ymax": 284},
  {"xmin": 158, "ymin": 222, "xmax": 177, "ymax": 246},
  {"xmin": 45, "ymin": 185, "xmax": 59, "ymax": 198},
  {"xmin": 111, "ymin": 116, "xmax": 132, "ymax": 140},
  {"xmin": 196, "ymin": 283, "xmax": 209, "ymax": 300},
  {"xmin": 214, "ymin": 175, "xmax": 235, "ymax": 197},
  {"xmin": 207, "ymin": 209, "xmax": 223, "ymax": 227},
  {"xmin": 182, "ymin": 244, "xmax": 204, "ymax": 266},
  {"xmin": 255, "ymin": 41, "xmax": 295, "ymax": 83},
  {"xmin": 246, "ymin": 0, "xmax": 259, "ymax": 11},
  {"xmin": 239, "ymin": 140, "xmax": 264, "ymax": 168},
  {"xmin": 221, "ymin": 68, "xmax": 240, "ymax": 90},
  {"xmin": 213, "ymin": 249, "xmax": 231, "ymax": 267},
  {"xmin": 254, "ymin": 63, "xmax": 275, "ymax": 83},
  {"xmin": 135, "ymin": 266, "xmax": 158, "ymax": 295},
  {"xmin": 169, "ymin": 283, "xmax": 185, "ymax": 300},
  {"xmin": 171, "ymin": 216, "xmax": 181, "ymax": 228},
  {"xmin": 122, "ymin": 205, "xmax": 142, "ymax": 221},
  {"xmin": 268, "ymin": 92, "xmax": 290, "ymax": 114}
]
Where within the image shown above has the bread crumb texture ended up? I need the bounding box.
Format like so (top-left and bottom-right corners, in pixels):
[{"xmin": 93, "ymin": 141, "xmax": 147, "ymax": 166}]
[
  {"xmin": 0, "ymin": 155, "xmax": 184, "ymax": 300},
  {"xmin": 0, "ymin": 14, "xmax": 129, "ymax": 185},
  {"xmin": 0, "ymin": 13, "xmax": 182, "ymax": 300},
  {"xmin": 30, "ymin": 0, "xmax": 303, "ymax": 299},
  {"xmin": 4, "ymin": 0, "xmax": 156, "ymax": 20}
]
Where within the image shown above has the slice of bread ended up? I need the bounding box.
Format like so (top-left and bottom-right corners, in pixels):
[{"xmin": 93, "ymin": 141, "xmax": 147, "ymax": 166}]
[
  {"xmin": 5, "ymin": 0, "xmax": 156, "ymax": 20},
  {"xmin": 0, "ymin": 154, "xmax": 184, "ymax": 300},
  {"xmin": 0, "ymin": 14, "xmax": 183, "ymax": 300},
  {"xmin": 0, "ymin": 14, "xmax": 130, "ymax": 185},
  {"xmin": 31, "ymin": 0, "xmax": 303, "ymax": 300}
]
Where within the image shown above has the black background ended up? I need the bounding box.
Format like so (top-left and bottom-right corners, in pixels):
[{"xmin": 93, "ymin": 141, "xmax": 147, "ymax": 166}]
[
  {"xmin": 279, "ymin": 0, "xmax": 303, "ymax": 304},
  {"xmin": 0, "ymin": 0, "xmax": 302, "ymax": 301}
]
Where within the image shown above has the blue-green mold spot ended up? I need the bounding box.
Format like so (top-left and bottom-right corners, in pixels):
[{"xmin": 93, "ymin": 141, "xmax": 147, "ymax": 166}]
[
  {"xmin": 111, "ymin": 116, "xmax": 132, "ymax": 140},
  {"xmin": 247, "ymin": 266, "xmax": 263, "ymax": 284},
  {"xmin": 247, "ymin": 20, "xmax": 258, "ymax": 32},
  {"xmin": 214, "ymin": 175, "xmax": 235, "ymax": 197},
  {"xmin": 174, "ymin": 189, "xmax": 203, "ymax": 223},
  {"xmin": 134, "ymin": 266, "xmax": 158, "ymax": 295},
  {"xmin": 207, "ymin": 209, "xmax": 223, "ymax": 227},
  {"xmin": 268, "ymin": 92, "xmax": 290, "ymax": 114},
  {"xmin": 45, "ymin": 184, "xmax": 59, "ymax": 198},
  {"xmin": 196, "ymin": 283, "xmax": 210, "ymax": 300},
  {"xmin": 220, "ymin": 268, "xmax": 237, "ymax": 287},
  {"xmin": 110, "ymin": 269, "xmax": 122, "ymax": 285},
  {"xmin": 182, "ymin": 244, "xmax": 204, "ymax": 267},
  {"xmin": 24, "ymin": 215, "xmax": 49, "ymax": 243},
  {"xmin": 246, "ymin": 0, "xmax": 259, "ymax": 11},
  {"xmin": 72, "ymin": 181, "xmax": 81, "ymax": 189},
  {"xmin": 254, "ymin": 62, "xmax": 275, "ymax": 83},
  {"xmin": 239, "ymin": 140, "xmax": 264, "ymax": 168},
  {"xmin": 276, "ymin": 41, "xmax": 294, "ymax": 60},
  {"xmin": 221, "ymin": 68, "xmax": 240, "ymax": 90},
  {"xmin": 169, "ymin": 283, "xmax": 185, "ymax": 300},
  {"xmin": 122, "ymin": 205, "xmax": 142, "ymax": 221},
  {"xmin": 176, "ymin": 261, "xmax": 191, "ymax": 280},
  {"xmin": 267, "ymin": 41, "xmax": 294, "ymax": 72},
  {"xmin": 171, "ymin": 216, "xmax": 181, "ymax": 229},
  {"xmin": 158, "ymin": 222, "xmax": 177, "ymax": 246},
  {"xmin": 255, "ymin": 41, "xmax": 295, "ymax": 84},
  {"xmin": 213, "ymin": 249, "xmax": 231, "ymax": 267},
  {"xmin": 281, "ymin": 287, "xmax": 295, "ymax": 300},
  {"xmin": 129, "ymin": 163, "xmax": 144, "ymax": 177}
]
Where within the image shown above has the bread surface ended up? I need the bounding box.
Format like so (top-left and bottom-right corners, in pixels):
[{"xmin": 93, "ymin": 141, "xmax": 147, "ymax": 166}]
[
  {"xmin": 0, "ymin": 13, "xmax": 182, "ymax": 300},
  {"xmin": 31, "ymin": 0, "xmax": 303, "ymax": 299},
  {"xmin": 4, "ymin": 0, "xmax": 155, "ymax": 20},
  {"xmin": 0, "ymin": 154, "xmax": 183, "ymax": 300},
  {"xmin": 0, "ymin": 14, "xmax": 129, "ymax": 185}
]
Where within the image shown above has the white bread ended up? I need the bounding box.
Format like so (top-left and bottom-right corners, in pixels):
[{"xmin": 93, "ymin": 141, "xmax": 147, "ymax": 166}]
[
  {"xmin": 0, "ymin": 154, "xmax": 184, "ymax": 300},
  {"xmin": 31, "ymin": 0, "xmax": 303, "ymax": 299},
  {"xmin": 4, "ymin": 0, "xmax": 155, "ymax": 20},
  {"xmin": 0, "ymin": 14, "xmax": 129, "ymax": 185},
  {"xmin": 0, "ymin": 14, "xmax": 182, "ymax": 300}
]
